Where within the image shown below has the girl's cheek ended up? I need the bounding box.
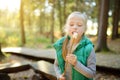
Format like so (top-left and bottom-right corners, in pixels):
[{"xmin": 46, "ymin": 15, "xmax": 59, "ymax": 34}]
[
  {"xmin": 68, "ymin": 28, "xmax": 72, "ymax": 33},
  {"xmin": 68, "ymin": 30, "xmax": 73, "ymax": 37},
  {"xmin": 78, "ymin": 28, "xmax": 85, "ymax": 35}
]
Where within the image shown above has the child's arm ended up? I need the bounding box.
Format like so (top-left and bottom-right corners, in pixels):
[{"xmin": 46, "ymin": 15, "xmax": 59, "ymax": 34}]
[
  {"xmin": 74, "ymin": 49, "xmax": 96, "ymax": 78},
  {"xmin": 54, "ymin": 57, "xmax": 63, "ymax": 79}
]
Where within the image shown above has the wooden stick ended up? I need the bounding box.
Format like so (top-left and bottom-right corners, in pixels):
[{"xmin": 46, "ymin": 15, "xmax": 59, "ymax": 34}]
[{"xmin": 62, "ymin": 32, "xmax": 78, "ymax": 76}]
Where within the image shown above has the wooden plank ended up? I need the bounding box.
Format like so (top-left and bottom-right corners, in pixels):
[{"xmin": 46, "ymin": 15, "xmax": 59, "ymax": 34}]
[
  {"xmin": 0, "ymin": 64, "xmax": 31, "ymax": 73},
  {"xmin": 0, "ymin": 60, "xmax": 57, "ymax": 80},
  {"xmin": 31, "ymin": 60, "xmax": 56, "ymax": 77},
  {"xmin": 2, "ymin": 47, "xmax": 56, "ymax": 60},
  {"xmin": 31, "ymin": 60, "xmax": 57, "ymax": 80},
  {"xmin": 0, "ymin": 61, "xmax": 32, "ymax": 70}
]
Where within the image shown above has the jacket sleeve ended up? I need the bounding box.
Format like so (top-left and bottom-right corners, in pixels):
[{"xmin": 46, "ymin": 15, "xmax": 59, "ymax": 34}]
[
  {"xmin": 74, "ymin": 49, "xmax": 96, "ymax": 78},
  {"xmin": 54, "ymin": 56, "xmax": 62, "ymax": 79}
]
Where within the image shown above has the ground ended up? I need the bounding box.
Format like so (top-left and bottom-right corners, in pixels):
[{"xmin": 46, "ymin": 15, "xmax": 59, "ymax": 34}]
[
  {"xmin": 0, "ymin": 36, "xmax": 120, "ymax": 80},
  {"xmin": 90, "ymin": 36, "xmax": 120, "ymax": 54}
]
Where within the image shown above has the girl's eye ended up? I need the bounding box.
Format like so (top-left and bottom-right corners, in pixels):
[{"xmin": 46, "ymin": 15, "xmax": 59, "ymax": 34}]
[
  {"xmin": 70, "ymin": 23, "xmax": 74, "ymax": 26},
  {"xmin": 78, "ymin": 24, "xmax": 82, "ymax": 27}
]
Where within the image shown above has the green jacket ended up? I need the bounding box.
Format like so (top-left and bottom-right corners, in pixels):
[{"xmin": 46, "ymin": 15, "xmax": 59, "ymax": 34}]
[{"xmin": 53, "ymin": 36, "xmax": 93, "ymax": 80}]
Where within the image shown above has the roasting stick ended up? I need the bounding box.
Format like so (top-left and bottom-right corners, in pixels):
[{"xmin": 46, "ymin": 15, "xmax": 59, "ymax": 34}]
[{"xmin": 62, "ymin": 32, "xmax": 78, "ymax": 76}]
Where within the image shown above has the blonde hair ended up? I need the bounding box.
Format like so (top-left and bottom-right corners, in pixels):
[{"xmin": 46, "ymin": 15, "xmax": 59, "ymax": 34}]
[
  {"xmin": 62, "ymin": 11, "xmax": 87, "ymax": 60},
  {"xmin": 64, "ymin": 11, "xmax": 88, "ymax": 35}
]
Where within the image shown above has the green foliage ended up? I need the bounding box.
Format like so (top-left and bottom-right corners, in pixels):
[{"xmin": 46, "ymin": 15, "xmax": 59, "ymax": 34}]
[
  {"xmin": 0, "ymin": 29, "xmax": 21, "ymax": 47},
  {"xmin": 0, "ymin": 0, "xmax": 99, "ymax": 48},
  {"xmin": 25, "ymin": 34, "xmax": 51, "ymax": 48},
  {"xmin": 0, "ymin": 28, "xmax": 6, "ymax": 44},
  {"xmin": 0, "ymin": 26, "xmax": 52, "ymax": 48},
  {"xmin": 46, "ymin": 44, "xmax": 53, "ymax": 48},
  {"xmin": 0, "ymin": 0, "xmax": 118, "ymax": 51}
]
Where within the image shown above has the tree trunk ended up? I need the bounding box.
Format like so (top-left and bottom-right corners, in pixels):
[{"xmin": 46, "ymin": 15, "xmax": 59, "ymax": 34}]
[
  {"xmin": 20, "ymin": 0, "xmax": 26, "ymax": 46},
  {"xmin": 58, "ymin": 0, "xmax": 63, "ymax": 35},
  {"xmin": 112, "ymin": 0, "xmax": 120, "ymax": 39},
  {"xmin": 96, "ymin": 0, "xmax": 110, "ymax": 52},
  {"xmin": 75, "ymin": 0, "xmax": 80, "ymax": 11},
  {"xmin": 51, "ymin": 2, "xmax": 55, "ymax": 43},
  {"xmin": 97, "ymin": 0, "xmax": 101, "ymax": 36},
  {"xmin": 0, "ymin": 43, "xmax": 5, "ymax": 61},
  {"xmin": 28, "ymin": 13, "xmax": 32, "ymax": 33},
  {"xmin": 39, "ymin": 12, "xmax": 44, "ymax": 34},
  {"xmin": 63, "ymin": 0, "xmax": 66, "ymax": 24}
]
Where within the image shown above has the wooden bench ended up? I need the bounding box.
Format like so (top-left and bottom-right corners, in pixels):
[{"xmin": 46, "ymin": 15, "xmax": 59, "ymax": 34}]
[
  {"xmin": 0, "ymin": 60, "xmax": 57, "ymax": 80},
  {"xmin": 2, "ymin": 47, "xmax": 56, "ymax": 63}
]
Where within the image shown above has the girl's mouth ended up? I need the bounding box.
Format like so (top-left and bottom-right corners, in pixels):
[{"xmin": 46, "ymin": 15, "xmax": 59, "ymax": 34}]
[
  {"xmin": 72, "ymin": 32, "xmax": 78, "ymax": 39},
  {"xmin": 72, "ymin": 31, "xmax": 77, "ymax": 34}
]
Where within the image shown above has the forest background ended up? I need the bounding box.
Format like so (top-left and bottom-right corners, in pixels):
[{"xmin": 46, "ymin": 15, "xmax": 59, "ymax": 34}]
[{"xmin": 0, "ymin": 0, "xmax": 120, "ymax": 53}]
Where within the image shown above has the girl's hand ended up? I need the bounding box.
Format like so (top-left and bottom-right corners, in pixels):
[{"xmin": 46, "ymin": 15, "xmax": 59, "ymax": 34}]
[
  {"xmin": 59, "ymin": 74, "xmax": 66, "ymax": 80},
  {"xmin": 66, "ymin": 54, "xmax": 77, "ymax": 66}
]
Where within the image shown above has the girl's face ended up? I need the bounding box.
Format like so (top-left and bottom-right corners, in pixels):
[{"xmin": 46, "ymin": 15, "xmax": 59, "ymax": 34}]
[{"xmin": 67, "ymin": 15, "xmax": 85, "ymax": 38}]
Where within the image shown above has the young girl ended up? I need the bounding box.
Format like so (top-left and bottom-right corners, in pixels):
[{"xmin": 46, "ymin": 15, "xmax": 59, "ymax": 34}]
[{"xmin": 53, "ymin": 11, "xmax": 96, "ymax": 80}]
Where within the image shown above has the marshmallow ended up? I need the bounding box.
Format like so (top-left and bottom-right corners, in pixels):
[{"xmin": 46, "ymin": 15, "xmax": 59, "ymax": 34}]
[{"xmin": 73, "ymin": 32, "xmax": 78, "ymax": 39}]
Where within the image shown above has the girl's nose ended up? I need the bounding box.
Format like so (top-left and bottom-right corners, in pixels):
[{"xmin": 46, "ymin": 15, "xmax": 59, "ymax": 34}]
[{"xmin": 73, "ymin": 25, "xmax": 78, "ymax": 29}]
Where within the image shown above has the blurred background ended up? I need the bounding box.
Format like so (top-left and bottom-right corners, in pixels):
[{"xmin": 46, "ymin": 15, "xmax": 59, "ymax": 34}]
[
  {"xmin": 0, "ymin": 0, "xmax": 119, "ymax": 51},
  {"xmin": 0, "ymin": 0, "xmax": 120, "ymax": 80}
]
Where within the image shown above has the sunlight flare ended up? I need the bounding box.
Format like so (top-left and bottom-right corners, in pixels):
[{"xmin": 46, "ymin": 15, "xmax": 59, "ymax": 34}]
[{"xmin": 0, "ymin": 0, "xmax": 20, "ymax": 12}]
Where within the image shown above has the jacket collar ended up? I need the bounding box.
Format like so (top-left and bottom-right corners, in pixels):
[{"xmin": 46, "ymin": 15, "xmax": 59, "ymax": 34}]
[{"xmin": 53, "ymin": 35, "xmax": 93, "ymax": 49}]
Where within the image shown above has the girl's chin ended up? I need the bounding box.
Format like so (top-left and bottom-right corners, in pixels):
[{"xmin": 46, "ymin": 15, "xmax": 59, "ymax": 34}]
[{"xmin": 68, "ymin": 34, "xmax": 72, "ymax": 37}]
